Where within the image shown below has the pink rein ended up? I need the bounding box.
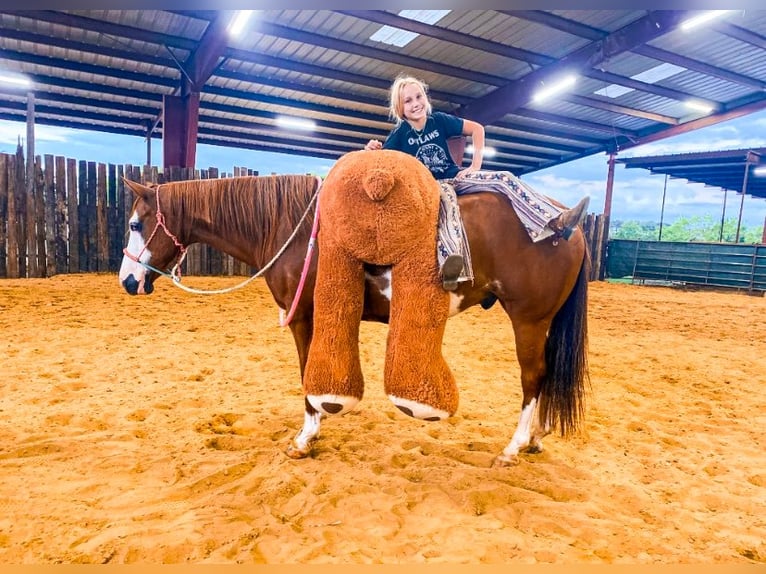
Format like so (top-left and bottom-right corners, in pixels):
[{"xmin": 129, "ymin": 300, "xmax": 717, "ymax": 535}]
[{"xmin": 280, "ymin": 191, "xmax": 321, "ymax": 327}]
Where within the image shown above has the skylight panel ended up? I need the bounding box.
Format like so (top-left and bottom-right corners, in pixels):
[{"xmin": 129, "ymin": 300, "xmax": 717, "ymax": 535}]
[
  {"xmin": 593, "ymin": 85, "xmax": 633, "ymax": 98},
  {"xmin": 632, "ymin": 63, "xmax": 686, "ymax": 84},
  {"xmin": 593, "ymin": 63, "xmax": 687, "ymax": 99},
  {"xmin": 369, "ymin": 10, "xmax": 451, "ymax": 48}
]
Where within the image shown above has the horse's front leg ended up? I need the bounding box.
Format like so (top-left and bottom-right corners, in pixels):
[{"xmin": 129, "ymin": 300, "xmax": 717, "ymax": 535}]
[
  {"xmin": 493, "ymin": 318, "xmax": 549, "ymax": 467},
  {"xmin": 286, "ymin": 402, "xmax": 323, "ymax": 459},
  {"xmin": 284, "ymin": 316, "xmax": 323, "ymax": 459}
]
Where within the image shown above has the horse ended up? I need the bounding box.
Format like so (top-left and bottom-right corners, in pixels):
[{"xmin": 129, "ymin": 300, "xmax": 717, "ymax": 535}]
[{"xmin": 118, "ymin": 173, "xmax": 589, "ymax": 467}]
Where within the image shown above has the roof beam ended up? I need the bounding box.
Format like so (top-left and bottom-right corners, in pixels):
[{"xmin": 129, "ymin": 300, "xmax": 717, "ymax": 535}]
[
  {"xmin": 506, "ymin": 10, "xmax": 765, "ymax": 92},
  {"xmin": 254, "ymin": 20, "xmax": 509, "ymax": 87},
  {"xmin": 336, "ymin": 10, "xmax": 554, "ymax": 67},
  {"xmin": 182, "ymin": 11, "xmax": 234, "ymax": 92},
  {"xmin": 502, "ymin": 10, "xmax": 604, "ymax": 41},
  {"xmin": 340, "ymin": 10, "xmax": 719, "ymax": 112},
  {"xmin": 614, "ymin": 93, "xmax": 766, "ymax": 152},
  {"xmin": 633, "ymin": 45, "xmax": 766, "ymax": 90},
  {"xmin": 457, "ymin": 11, "xmax": 691, "ymax": 126},
  {"xmin": 561, "ymin": 94, "xmax": 679, "ymax": 124},
  {"xmin": 712, "ymin": 21, "xmax": 766, "ymax": 49},
  {"xmin": 6, "ymin": 10, "xmax": 197, "ymax": 51}
]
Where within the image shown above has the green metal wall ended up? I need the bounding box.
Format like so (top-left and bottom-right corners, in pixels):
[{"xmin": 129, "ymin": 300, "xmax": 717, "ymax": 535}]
[{"xmin": 606, "ymin": 239, "xmax": 766, "ymax": 292}]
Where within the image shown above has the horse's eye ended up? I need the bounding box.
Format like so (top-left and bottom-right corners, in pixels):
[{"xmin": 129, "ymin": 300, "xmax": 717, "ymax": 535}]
[{"xmin": 129, "ymin": 221, "xmax": 142, "ymax": 232}]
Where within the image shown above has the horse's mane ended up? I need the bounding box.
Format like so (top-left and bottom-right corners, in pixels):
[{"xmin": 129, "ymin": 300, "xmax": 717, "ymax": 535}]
[{"xmin": 160, "ymin": 174, "xmax": 319, "ymax": 257}]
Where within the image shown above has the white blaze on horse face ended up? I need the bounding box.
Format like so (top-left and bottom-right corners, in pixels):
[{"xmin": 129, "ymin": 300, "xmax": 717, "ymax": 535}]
[{"xmin": 118, "ymin": 212, "xmax": 151, "ymax": 286}]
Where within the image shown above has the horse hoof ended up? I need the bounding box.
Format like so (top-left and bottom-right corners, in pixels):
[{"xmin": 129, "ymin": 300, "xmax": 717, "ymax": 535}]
[
  {"xmin": 285, "ymin": 442, "xmax": 311, "ymax": 459},
  {"xmin": 388, "ymin": 395, "xmax": 450, "ymax": 421},
  {"xmin": 492, "ymin": 453, "xmax": 521, "ymax": 467},
  {"xmin": 306, "ymin": 394, "xmax": 359, "ymax": 416}
]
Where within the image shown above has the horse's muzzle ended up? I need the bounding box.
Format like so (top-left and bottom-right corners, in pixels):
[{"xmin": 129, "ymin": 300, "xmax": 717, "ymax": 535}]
[{"xmin": 122, "ymin": 274, "xmax": 154, "ymax": 295}]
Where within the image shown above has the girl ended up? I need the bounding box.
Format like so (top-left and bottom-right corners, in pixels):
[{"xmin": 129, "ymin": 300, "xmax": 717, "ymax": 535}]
[{"xmin": 365, "ymin": 74, "xmax": 590, "ymax": 291}]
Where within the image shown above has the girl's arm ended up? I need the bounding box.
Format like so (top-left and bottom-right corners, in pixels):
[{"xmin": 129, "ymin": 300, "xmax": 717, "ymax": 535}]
[{"xmin": 458, "ymin": 118, "xmax": 485, "ymax": 176}]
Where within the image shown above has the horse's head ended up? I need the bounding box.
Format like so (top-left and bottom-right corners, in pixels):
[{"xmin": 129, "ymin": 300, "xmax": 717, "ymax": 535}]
[{"xmin": 118, "ymin": 179, "xmax": 184, "ymax": 296}]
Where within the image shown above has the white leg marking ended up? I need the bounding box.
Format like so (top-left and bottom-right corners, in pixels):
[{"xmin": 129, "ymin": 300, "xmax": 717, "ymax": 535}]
[
  {"xmin": 293, "ymin": 411, "xmax": 322, "ymax": 452},
  {"xmin": 388, "ymin": 395, "xmax": 450, "ymax": 421},
  {"xmin": 529, "ymin": 406, "xmax": 551, "ymax": 451},
  {"xmin": 500, "ymin": 398, "xmax": 537, "ymax": 460},
  {"xmin": 306, "ymin": 394, "xmax": 359, "ymax": 416}
]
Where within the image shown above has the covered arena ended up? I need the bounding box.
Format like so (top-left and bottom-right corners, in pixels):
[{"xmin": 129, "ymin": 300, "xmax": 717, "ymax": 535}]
[
  {"xmin": 1, "ymin": 9, "xmax": 766, "ymax": 565},
  {"xmin": 0, "ymin": 274, "xmax": 764, "ymax": 563}
]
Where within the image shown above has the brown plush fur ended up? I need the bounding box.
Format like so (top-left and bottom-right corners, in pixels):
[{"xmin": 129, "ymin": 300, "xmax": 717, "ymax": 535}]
[{"xmin": 302, "ymin": 149, "xmax": 459, "ymax": 419}]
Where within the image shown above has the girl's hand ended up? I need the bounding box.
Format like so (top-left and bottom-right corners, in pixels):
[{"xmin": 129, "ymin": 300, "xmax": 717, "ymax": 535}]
[
  {"xmin": 365, "ymin": 139, "xmax": 382, "ymax": 151},
  {"xmin": 455, "ymin": 166, "xmax": 480, "ymax": 179}
]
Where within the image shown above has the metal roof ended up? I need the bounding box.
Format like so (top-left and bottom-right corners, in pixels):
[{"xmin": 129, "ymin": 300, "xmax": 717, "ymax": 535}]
[
  {"xmin": 617, "ymin": 148, "xmax": 766, "ymax": 199},
  {"xmin": 1, "ymin": 9, "xmax": 766, "ymax": 174}
]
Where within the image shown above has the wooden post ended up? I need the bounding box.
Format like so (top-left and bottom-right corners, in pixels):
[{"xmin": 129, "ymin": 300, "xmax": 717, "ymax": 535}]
[
  {"xmin": 33, "ymin": 157, "xmax": 45, "ymax": 276},
  {"xmin": 67, "ymin": 158, "xmax": 79, "ymax": 273},
  {"xmin": 26, "ymin": 93, "xmax": 37, "ymax": 278},
  {"xmin": 7, "ymin": 154, "xmax": 19, "ymax": 278},
  {"xmin": 78, "ymin": 160, "xmax": 88, "ymax": 271},
  {"xmin": 15, "ymin": 145, "xmax": 27, "ymax": 278},
  {"xmin": 96, "ymin": 163, "xmax": 108, "ymax": 271},
  {"xmin": 0, "ymin": 154, "xmax": 8, "ymax": 278},
  {"xmin": 55, "ymin": 156, "xmax": 67, "ymax": 273},
  {"xmin": 87, "ymin": 161, "xmax": 97, "ymax": 271},
  {"xmin": 44, "ymin": 154, "xmax": 56, "ymax": 277},
  {"xmin": 108, "ymin": 163, "xmax": 119, "ymax": 270}
]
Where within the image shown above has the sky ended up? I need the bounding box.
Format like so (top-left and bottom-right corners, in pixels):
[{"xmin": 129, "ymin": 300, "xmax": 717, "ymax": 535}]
[{"xmin": 1, "ymin": 107, "xmax": 765, "ymax": 228}]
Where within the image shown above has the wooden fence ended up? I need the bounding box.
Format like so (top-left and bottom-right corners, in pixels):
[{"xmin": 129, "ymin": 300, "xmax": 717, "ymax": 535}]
[
  {"xmin": 1, "ymin": 145, "xmax": 610, "ymax": 281},
  {"xmin": 0, "ymin": 146, "xmax": 259, "ymax": 279}
]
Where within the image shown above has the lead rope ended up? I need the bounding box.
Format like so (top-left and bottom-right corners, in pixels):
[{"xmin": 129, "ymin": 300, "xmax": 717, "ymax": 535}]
[{"xmin": 165, "ymin": 176, "xmax": 323, "ymax": 300}]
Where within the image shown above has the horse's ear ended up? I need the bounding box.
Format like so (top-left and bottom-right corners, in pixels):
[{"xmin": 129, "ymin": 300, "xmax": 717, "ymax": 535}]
[{"xmin": 122, "ymin": 177, "xmax": 155, "ymax": 200}]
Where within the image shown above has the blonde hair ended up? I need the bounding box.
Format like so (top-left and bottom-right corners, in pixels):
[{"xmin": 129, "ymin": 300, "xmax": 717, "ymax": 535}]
[{"xmin": 388, "ymin": 74, "xmax": 432, "ymax": 123}]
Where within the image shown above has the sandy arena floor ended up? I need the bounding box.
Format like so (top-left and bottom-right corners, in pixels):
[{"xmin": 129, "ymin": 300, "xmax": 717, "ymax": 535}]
[{"xmin": 0, "ymin": 273, "xmax": 764, "ymax": 564}]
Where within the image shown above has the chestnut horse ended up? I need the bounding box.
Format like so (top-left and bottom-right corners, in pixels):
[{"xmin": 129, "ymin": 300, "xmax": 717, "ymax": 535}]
[{"xmin": 119, "ymin": 174, "xmax": 589, "ymax": 467}]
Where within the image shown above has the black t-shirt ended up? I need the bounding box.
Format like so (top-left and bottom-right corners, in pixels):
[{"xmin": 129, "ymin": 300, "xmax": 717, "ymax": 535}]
[{"xmin": 382, "ymin": 111, "xmax": 464, "ymax": 179}]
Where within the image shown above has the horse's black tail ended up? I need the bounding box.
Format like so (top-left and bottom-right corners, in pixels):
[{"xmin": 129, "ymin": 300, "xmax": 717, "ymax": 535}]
[{"xmin": 539, "ymin": 249, "xmax": 590, "ymax": 437}]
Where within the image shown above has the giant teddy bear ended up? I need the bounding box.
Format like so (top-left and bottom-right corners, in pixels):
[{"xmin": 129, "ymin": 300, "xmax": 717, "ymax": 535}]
[{"xmin": 303, "ymin": 149, "xmax": 459, "ymax": 421}]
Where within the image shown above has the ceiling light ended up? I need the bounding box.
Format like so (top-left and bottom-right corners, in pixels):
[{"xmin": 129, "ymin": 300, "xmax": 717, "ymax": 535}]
[
  {"xmin": 680, "ymin": 10, "xmax": 732, "ymax": 32},
  {"xmin": 532, "ymin": 75, "xmax": 577, "ymax": 104},
  {"xmin": 0, "ymin": 73, "xmax": 32, "ymax": 89},
  {"xmin": 276, "ymin": 116, "xmax": 316, "ymax": 131},
  {"xmin": 369, "ymin": 10, "xmax": 450, "ymax": 48},
  {"xmin": 229, "ymin": 11, "xmax": 254, "ymax": 37},
  {"xmin": 684, "ymin": 100, "xmax": 714, "ymax": 114},
  {"xmin": 466, "ymin": 145, "xmax": 495, "ymax": 158}
]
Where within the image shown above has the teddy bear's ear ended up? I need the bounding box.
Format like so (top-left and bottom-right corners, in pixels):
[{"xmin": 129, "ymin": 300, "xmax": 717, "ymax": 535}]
[{"xmin": 362, "ymin": 169, "xmax": 395, "ymax": 202}]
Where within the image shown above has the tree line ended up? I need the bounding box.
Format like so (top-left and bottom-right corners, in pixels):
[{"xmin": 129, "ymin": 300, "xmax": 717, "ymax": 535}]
[{"xmin": 609, "ymin": 215, "xmax": 764, "ymax": 244}]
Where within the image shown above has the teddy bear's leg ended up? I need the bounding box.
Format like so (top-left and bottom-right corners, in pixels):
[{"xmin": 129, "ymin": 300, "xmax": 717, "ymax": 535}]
[
  {"xmin": 384, "ymin": 254, "xmax": 459, "ymax": 421},
  {"xmin": 303, "ymin": 244, "xmax": 366, "ymax": 417}
]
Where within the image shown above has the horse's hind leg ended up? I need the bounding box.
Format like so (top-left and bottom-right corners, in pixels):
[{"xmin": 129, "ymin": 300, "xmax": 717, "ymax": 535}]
[{"xmin": 493, "ymin": 317, "xmax": 549, "ymax": 467}]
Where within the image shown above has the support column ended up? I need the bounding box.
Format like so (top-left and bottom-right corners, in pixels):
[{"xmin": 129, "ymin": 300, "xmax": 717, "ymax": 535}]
[
  {"xmin": 162, "ymin": 92, "xmax": 200, "ymax": 170},
  {"xmin": 604, "ymin": 152, "xmax": 616, "ymax": 218}
]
